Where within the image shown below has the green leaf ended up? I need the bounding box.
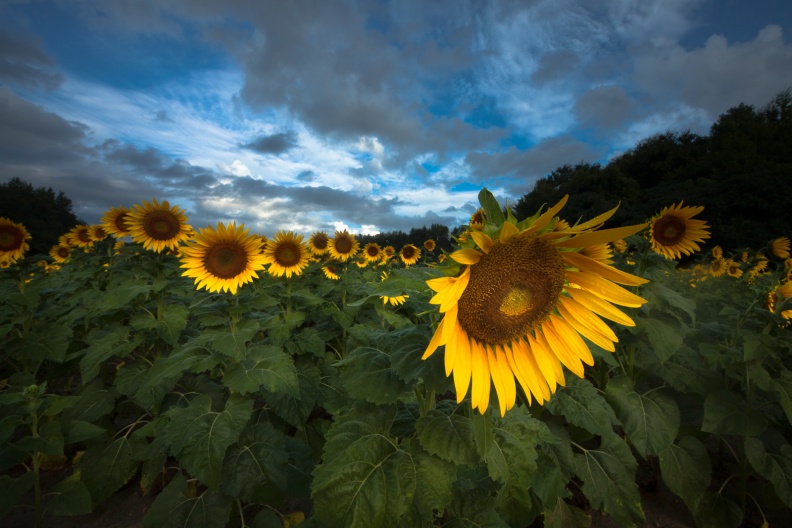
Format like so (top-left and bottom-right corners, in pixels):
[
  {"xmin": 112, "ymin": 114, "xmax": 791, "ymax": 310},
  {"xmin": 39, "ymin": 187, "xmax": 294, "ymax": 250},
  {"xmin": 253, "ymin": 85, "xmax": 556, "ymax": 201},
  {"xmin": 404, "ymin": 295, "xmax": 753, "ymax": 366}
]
[
  {"xmin": 573, "ymin": 432, "xmax": 644, "ymax": 527},
  {"xmin": 416, "ymin": 410, "xmax": 478, "ymax": 467},
  {"xmin": 407, "ymin": 440, "xmax": 455, "ymax": 521},
  {"xmin": 143, "ymin": 474, "xmax": 232, "ymax": 528},
  {"xmin": 223, "ymin": 344, "xmax": 299, "ymax": 397},
  {"xmin": 61, "ymin": 381, "xmax": 116, "ymax": 423},
  {"xmin": 0, "ymin": 415, "xmax": 22, "ymax": 446},
  {"xmin": 744, "ymin": 438, "xmax": 792, "ymax": 508},
  {"xmin": 642, "ymin": 316, "xmax": 683, "ymax": 363},
  {"xmin": 157, "ymin": 304, "xmax": 190, "ymax": 345},
  {"xmin": 659, "ymin": 436, "xmax": 711, "ymax": 509},
  {"xmin": 0, "ymin": 473, "xmax": 35, "ymax": 518},
  {"xmin": 390, "ymin": 332, "xmax": 451, "ymax": 392},
  {"xmin": 692, "ymin": 491, "xmax": 742, "ymax": 528},
  {"xmin": 63, "ymin": 420, "xmax": 106, "ymax": 444},
  {"xmin": 123, "ymin": 346, "xmax": 206, "ymax": 411},
  {"xmin": 98, "ymin": 281, "xmax": 153, "ymax": 311},
  {"xmin": 221, "ymin": 422, "xmax": 290, "ymax": 505},
  {"xmin": 79, "ymin": 325, "xmax": 141, "ymax": 382},
  {"xmin": 543, "ymin": 498, "xmax": 591, "ymax": 528},
  {"xmin": 479, "ymin": 187, "xmax": 505, "ymax": 226},
  {"xmin": 771, "ymin": 376, "xmax": 792, "ymax": 425},
  {"xmin": 211, "ymin": 318, "xmax": 258, "ymax": 358},
  {"xmin": 312, "ymin": 408, "xmax": 416, "ymax": 528},
  {"xmin": 702, "ymin": 389, "xmax": 767, "ymax": 436},
  {"xmin": 46, "ymin": 477, "xmax": 93, "ymax": 516},
  {"xmin": 80, "ymin": 435, "xmax": 146, "ymax": 505},
  {"xmin": 605, "ymin": 375, "xmax": 680, "ymax": 457},
  {"xmin": 337, "ymin": 346, "xmax": 410, "ymax": 405},
  {"xmin": 166, "ymin": 394, "xmax": 253, "ymax": 490},
  {"xmin": 265, "ymin": 358, "xmax": 321, "ymax": 428},
  {"xmin": 23, "ymin": 322, "xmax": 72, "ymax": 363},
  {"xmin": 546, "ymin": 377, "xmax": 618, "ymax": 437}
]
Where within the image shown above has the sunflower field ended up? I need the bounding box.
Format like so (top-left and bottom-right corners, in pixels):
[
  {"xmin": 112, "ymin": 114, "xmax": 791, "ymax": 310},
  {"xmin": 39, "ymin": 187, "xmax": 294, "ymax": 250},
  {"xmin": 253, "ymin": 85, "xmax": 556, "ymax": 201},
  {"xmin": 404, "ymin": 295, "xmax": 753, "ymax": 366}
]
[{"xmin": 1, "ymin": 189, "xmax": 792, "ymax": 528}]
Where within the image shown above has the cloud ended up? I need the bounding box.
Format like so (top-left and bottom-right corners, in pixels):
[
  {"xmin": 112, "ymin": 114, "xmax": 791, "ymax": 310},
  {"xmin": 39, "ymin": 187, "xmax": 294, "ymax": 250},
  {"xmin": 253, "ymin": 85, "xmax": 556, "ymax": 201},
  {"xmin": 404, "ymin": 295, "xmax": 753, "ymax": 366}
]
[
  {"xmin": 574, "ymin": 85, "xmax": 638, "ymax": 131},
  {"xmin": 0, "ymin": 29, "xmax": 63, "ymax": 90},
  {"xmin": 242, "ymin": 131, "xmax": 298, "ymax": 154}
]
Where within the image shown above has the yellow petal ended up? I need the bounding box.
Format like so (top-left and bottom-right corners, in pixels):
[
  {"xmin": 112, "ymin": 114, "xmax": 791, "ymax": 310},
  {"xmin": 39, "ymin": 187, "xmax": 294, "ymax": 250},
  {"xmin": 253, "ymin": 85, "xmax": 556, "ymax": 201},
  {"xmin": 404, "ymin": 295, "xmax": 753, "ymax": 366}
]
[
  {"xmin": 567, "ymin": 288, "xmax": 636, "ymax": 327},
  {"xmin": 541, "ymin": 321, "xmax": 585, "ymax": 378},
  {"xmin": 520, "ymin": 195, "xmax": 569, "ymax": 236},
  {"xmin": 470, "ymin": 231, "xmax": 493, "ymax": 254},
  {"xmin": 427, "ymin": 276, "xmax": 455, "ymax": 293},
  {"xmin": 470, "ymin": 339, "xmax": 491, "ymax": 413},
  {"xmin": 568, "ymin": 203, "xmax": 620, "ymax": 231},
  {"xmin": 453, "ymin": 328, "xmax": 472, "ymax": 401},
  {"xmin": 563, "ymin": 251, "xmax": 649, "ymax": 286},
  {"xmin": 451, "ymin": 248, "xmax": 482, "ymax": 265},
  {"xmin": 554, "ymin": 223, "xmax": 648, "ymax": 248},
  {"xmin": 549, "ymin": 315, "xmax": 594, "ymax": 367},
  {"xmin": 557, "ymin": 297, "xmax": 617, "ymax": 351},
  {"xmin": 565, "ymin": 270, "xmax": 647, "ymax": 308},
  {"xmin": 498, "ymin": 221, "xmax": 519, "ymax": 242},
  {"xmin": 422, "ymin": 318, "xmax": 446, "ymax": 359}
]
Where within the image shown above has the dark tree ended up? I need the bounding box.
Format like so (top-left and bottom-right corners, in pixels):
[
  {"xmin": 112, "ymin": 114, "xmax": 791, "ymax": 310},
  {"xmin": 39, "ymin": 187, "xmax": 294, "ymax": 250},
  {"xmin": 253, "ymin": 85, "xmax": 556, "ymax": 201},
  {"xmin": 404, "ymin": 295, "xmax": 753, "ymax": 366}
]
[{"xmin": 0, "ymin": 177, "xmax": 84, "ymax": 256}]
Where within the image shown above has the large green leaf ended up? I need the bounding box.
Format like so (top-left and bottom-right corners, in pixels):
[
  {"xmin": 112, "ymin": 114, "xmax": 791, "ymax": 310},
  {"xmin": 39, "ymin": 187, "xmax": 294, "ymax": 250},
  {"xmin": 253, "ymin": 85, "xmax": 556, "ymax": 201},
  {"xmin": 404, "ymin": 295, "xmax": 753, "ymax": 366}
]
[
  {"xmin": 120, "ymin": 346, "xmax": 206, "ymax": 411},
  {"xmin": 416, "ymin": 410, "xmax": 478, "ymax": 467},
  {"xmin": 479, "ymin": 188, "xmax": 505, "ymax": 226},
  {"xmin": 336, "ymin": 346, "xmax": 410, "ymax": 405},
  {"xmin": 312, "ymin": 408, "xmax": 416, "ymax": 528},
  {"xmin": 543, "ymin": 498, "xmax": 591, "ymax": 528},
  {"xmin": 80, "ymin": 435, "xmax": 146, "ymax": 505},
  {"xmin": 771, "ymin": 375, "xmax": 792, "ymax": 425},
  {"xmin": 21, "ymin": 322, "xmax": 72, "ymax": 363},
  {"xmin": 702, "ymin": 389, "xmax": 767, "ymax": 436},
  {"xmin": 210, "ymin": 318, "xmax": 258, "ymax": 359},
  {"xmin": 143, "ymin": 474, "xmax": 232, "ymax": 528},
  {"xmin": 79, "ymin": 325, "xmax": 142, "ymax": 382},
  {"xmin": 166, "ymin": 394, "xmax": 253, "ymax": 490},
  {"xmin": 691, "ymin": 491, "xmax": 742, "ymax": 528},
  {"xmin": 60, "ymin": 380, "xmax": 116, "ymax": 423},
  {"xmin": 0, "ymin": 473, "xmax": 35, "ymax": 518},
  {"xmin": 406, "ymin": 440, "xmax": 455, "ymax": 522},
  {"xmin": 744, "ymin": 437, "xmax": 792, "ymax": 508},
  {"xmin": 546, "ymin": 377, "xmax": 618, "ymax": 437},
  {"xmin": 390, "ymin": 332, "xmax": 451, "ymax": 392},
  {"xmin": 223, "ymin": 344, "xmax": 299, "ymax": 397},
  {"xmin": 658, "ymin": 435, "xmax": 710, "ymax": 509},
  {"xmin": 97, "ymin": 281, "xmax": 153, "ymax": 311},
  {"xmin": 605, "ymin": 375, "xmax": 680, "ymax": 457},
  {"xmin": 46, "ymin": 476, "xmax": 93, "ymax": 516},
  {"xmin": 641, "ymin": 315, "xmax": 683, "ymax": 363},
  {"xmin": 573, "ymin": 432, "xmax": 644, "ymax": 528}
]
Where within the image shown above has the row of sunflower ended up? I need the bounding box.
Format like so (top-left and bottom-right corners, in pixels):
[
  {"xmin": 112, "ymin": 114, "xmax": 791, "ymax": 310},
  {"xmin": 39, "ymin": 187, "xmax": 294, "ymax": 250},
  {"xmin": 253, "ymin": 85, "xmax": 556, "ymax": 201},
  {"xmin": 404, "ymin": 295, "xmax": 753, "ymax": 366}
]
[{"xmin": 2, "ymin": 190, "xmax": 792, "ymax": 528}]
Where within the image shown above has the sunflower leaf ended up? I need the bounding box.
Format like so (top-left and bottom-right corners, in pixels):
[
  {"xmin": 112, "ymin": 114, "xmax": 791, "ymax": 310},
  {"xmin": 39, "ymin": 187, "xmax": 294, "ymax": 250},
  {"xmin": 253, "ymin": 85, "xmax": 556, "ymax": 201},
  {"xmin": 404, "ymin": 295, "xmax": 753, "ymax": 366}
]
[
  {"xmin": 337, "ymin": 346, "xmax": 410, "ymax": 405},
  {"xmin": 79, "ymin": 324, "xmax": 141, "ymax": 382},
  {"xmin": 479, "ymin": 187, "xmax": 505, "ymax": 226},
  {"xmin": 143, "ymin": 473, "xmax": 232, "ymax": 528},
  {"xmin": 80, "ymin": 435, "xmax": 146, "ymax": 505},
  {"xmin": 406, "ymin": 439, "xmax": 456, "ymax": 521},
  {"xmin": 416, "ymin": 410, "xmax": 479, "ymax": 467},
  {"xmin": 658, "ymin": 435, "xmax": 711, "ymax": 509},
  {"xmin": 0, "ymin": 473, "xmax": 35, "ymax": 519},
  {"xmin": 605, "ymin": 375, "xmax": 680, "ymax": 458},
  {"xmin": 223, "ymin": 344, "xmax": 299, "ymax": 397},
  {"xmin": 545, "ymin": 377, "xmax": 619, "ymax": 437},
  {"xmin": 702, "ymin": 389, "xmax": 767, "ymax": 436},
  {"xmin": 543, "ymin": 497, "xmax": 592, "ymax": 528},
  {"xmin": 744, "ymin": 438, "xmax": 792, "ymax": 508}
]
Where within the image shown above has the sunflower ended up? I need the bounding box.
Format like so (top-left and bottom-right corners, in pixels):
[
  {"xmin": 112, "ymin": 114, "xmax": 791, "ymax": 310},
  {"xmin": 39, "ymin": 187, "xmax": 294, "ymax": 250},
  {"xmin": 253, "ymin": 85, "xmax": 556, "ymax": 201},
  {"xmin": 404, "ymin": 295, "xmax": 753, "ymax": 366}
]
[
  {"xmin": 469, "ymin": 208, "xmax": 485, "ymax": 230},
  {"xmin": 49, "ymin": 244, "xmax": 71, "ymax": 263},
  {"xmin": 126, "ymin": 199, "xmax": 192, "ymax": 253},
  {"xmin": 328, "ymin": 230, "xmax": 359, "ymax": 261},
  {"xmin": 771, "ymin": 236, "xmax": 791, "ymax": 259},
  {"xmin": 711, "ymin": 246, "xmax": 723, "ymax": 259},
  {"xmin": 709, "ymin": 258, "xmax": 726, "ymax": 277},
  {"xmin": 363, "ymin": 242, "xmax": 382, "ymax": 262},
  {"xmin": 322, "ymin": 264, "xmax": 341, "ymax": 280},
  {"xmin": 611, "ymin": 239, "xmax": 627, "ymax": 253},
  {"xmin": 422, "ymin": 193, "xmax": 649, "ymax": 416},
  {"xmin": 263, "ymin": 230, "xmax": 310, "ymax": 278},
  {"xmin": 66, "ymin": 225, "xmax": 93, "ymax": 248},
  {"xmin": 649, "ymin": 202, "xmax": 710, "ymax": 260},
  {"xmin": 100, "ymin": 206, "xmax": 132, "ymax": 238},
  {"xmin": 257, "ymin": 234, "xmax": 269, "ymax": 252},
  {"xmin": 400, "ymin": 244, "xmax": 421, "ymax": 266},
  {"xmin": 89, "ymin": 224, "xmax": 109, "ymax": 242},
  {"xmin": 180, "ymin": 222, "xmax": 267, "ymax": 294},
  {"xmin": 726, "ymin": 260, "xmax": 743, "ymax": 278},
  {"xmin": 580, "ymin": 243, "xmax": 613, "ymax": 264},
  {"xmin": 0, "ymin": 217, "xmax": 31, "ymax": 261},
  {"xmin": 424, "ymin": 239, "xmax": 436, "ymax": 252},
  {"xmin": 382, "ymin": 294, "xmax": 409, "ymax": 306},
  {"xmin": 309, "ymin": 231, "xmax": 330, "ymax": 255}
]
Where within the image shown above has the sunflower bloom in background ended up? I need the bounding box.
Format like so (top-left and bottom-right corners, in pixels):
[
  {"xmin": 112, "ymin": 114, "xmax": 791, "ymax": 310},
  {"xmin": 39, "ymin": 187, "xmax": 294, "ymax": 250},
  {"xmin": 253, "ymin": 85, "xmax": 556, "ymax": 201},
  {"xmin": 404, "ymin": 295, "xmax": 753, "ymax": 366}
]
[
  {"xmin": 363, "ymin": 242, "xmax": 382, "ymax": 262},
  {"xmin": 263, "ymin": 230, "xmax": 310, "ymax": 278},
  {"xmin": 309, "ymin": 231, "xmax": 330, "ymax": 255},
  {"xmin": 0, "ymin": 217, "xmax": 31, "ymax": 262},
  {"xmin": 469, "ymin": 208, "xmax": 485, "ymax": 230},
  {"xmin": 322, "ymin": 264, "xmax": 341, "ymax": 280},
  {"xmin": 422, "ymin": 191, "xmax": 649, "ymax": 416},
  {"xmin": 68, "ymin": 224, "xmax": 94, "ymax": 248},
  {"xmin": 649, "ymin": 202, "xmax": 710, "ymax": 259},
  {"xmin": 771, "ymin": 236, "xmax": 790, "ymax": 259},
  {"xmin": 328, "ymin": 230, "xmax": 359, "ymax": 261},
  {"xmin": 100, "ymin": 206, "xmax": 132, "ymax": 238},
  {"xmin": 611, "ymin": 239, "xmax": 627, "ymax": 253},
  {"xmin": 126, "ymin": 199, "xmax": 192, "ymax": 253},
  {"xmin": 709, "ymin": 258, "xmax": 726, "ymax": 277},
  {"xmin": 424, "ymin": 239, "xmax": 436, "ymax": 252},
  {"xmin": 89, "ymin": 224, "xmax": 109, "ymax": 242},
  {"xmin": 180, "ymin": 222, "xmax": 267, "ymax": 294},
  {"xmin": 49, "ymin": 244, "xmax": 71, "ymax": 263},
  {"xmin": 400, "ymin": 244, "xmax": 421, "ymax": 266},
  {"xmin": 382, "ymin": 294, "xmax": 409, "ymax": 306}
]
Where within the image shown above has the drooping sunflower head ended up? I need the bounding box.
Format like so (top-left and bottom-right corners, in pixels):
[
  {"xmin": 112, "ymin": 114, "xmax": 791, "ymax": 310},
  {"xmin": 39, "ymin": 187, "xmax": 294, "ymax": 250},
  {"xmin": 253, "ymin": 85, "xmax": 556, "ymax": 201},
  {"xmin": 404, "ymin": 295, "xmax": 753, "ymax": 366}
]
[
  {"xmin": 469, "ymin": 208, "xmax": 486, "ymax": 230},
  {"xmin": 726, "ymin": 260, "xmax": 743, "ymax": 278},
  {"xmin": 711, "ymin": 245, "xmax": 723, "ymax": 260},
  {"xmin": 263, "ymin": 230, "xmax": 310, "ymax": 278},
  {"xmin": 0, "ymin": 217, "xmax": 31, "ymax": 261},
  {"xmin": 126, "ymin": 199, "xmax": 192, "ymax": 253},
  {"xmin": 322, "ymin": 264, "xmax": 341, "ymax": 280},
  {"xmin": 309, "ymin": 231, "xmax": 330, "ymax": 255},
  {"xmin": 422, "ymin": 189, "xmax": 649, "ymax": 416},
  {"xmin": 329, "ymin": 230, "xmax": 359, "ymax": 261},
  {"xmin": 400, "ymin": 244, "xmax": 421, "ymax": 266},
  {"xmin": 649, "ymin": 202, "xmax": 710, "ymax": 260},
  {"xmin": 89, "ymin": 224, "xmax": 109, "ymax": 242},
  {"xmin": 100, "ymin": 206, "xmax": 132, "ymax": 238},
  {"xmin": 180, "ymin": 222, "xmax": 267, "ymax": 294},
  {"xmin": 382, "ymin": 245, "xmax": 395, "ymax": 260},
  {"xmin": 49, "ymin": 244, "xmax": 71, "ymax": 263},
  {"xmin": 67, "ymin": 225, "xmax": 94, "ymax": 248},
  {"xmin": 771, "ymin": 236, "xmax": 791, "ymax": 259},
  {"xmin": 382, "ymin": 294, "xmax": 409, "ymax": 306},
  {"xmin": 424, "ymin": 239, "xmax": 436, "ymax": 252},
  {"xmin": 363, "ymin": 242, "xmax": 382, "ymax": 262},
  {"xmin": 611, "ymin": 239, "xmax": 628, "ymax": 253},
  {"xmin": 257, "ymin": 234, "xmax": 269, "ymax": 253}
]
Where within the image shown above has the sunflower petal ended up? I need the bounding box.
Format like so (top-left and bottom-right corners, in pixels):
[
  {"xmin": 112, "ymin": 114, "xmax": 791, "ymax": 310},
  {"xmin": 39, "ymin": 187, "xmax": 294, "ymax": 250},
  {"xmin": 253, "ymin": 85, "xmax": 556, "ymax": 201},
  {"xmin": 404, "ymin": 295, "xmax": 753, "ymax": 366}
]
[
  {"xmin": 451, "ymin": 248, "xmax": 483, "ymax": 265},
  {"xmin": 555, "ymin": 223, "xmax": 648, "ymax": 248},
  {"xmin": 562, "ymin": 251, "xmax": 649, "ymax": 286}
]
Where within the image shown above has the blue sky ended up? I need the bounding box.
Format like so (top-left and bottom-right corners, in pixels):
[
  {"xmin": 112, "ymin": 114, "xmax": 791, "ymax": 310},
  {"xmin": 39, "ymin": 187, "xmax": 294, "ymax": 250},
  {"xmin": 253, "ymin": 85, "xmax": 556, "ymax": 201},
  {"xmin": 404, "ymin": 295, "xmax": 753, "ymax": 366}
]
[{"xmin": 2, "ymin": 0, "xmax": 791, "ymax": 236}]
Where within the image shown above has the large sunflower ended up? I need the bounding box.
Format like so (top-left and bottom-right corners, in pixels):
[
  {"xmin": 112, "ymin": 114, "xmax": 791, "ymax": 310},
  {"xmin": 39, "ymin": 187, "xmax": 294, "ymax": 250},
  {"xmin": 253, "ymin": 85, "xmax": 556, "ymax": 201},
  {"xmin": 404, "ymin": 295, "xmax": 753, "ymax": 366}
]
[
  {"xmin": 67, "ymin": 225, "xmax": 93, "ymax": 248},
  {"xmin": 309, "ymin": 231, "xmax": 330, "ymax": 255},
  {"xmin": 0, "ymin": 217, "xmax": 31, "ymax": 262},
  {"xmin": 422, "ymin": 194, "xmax": 649, "ymax": 416},
  {"xmin": 328, "ymin": 230, "xmax": 359, "ymax": 262},
  {"xmin": 101, "ymin": 206, "xmax": 132, "ymax": 238},
  {"xmin": 649, "ymin": 202, "xmax": 710, "ymax": 260},
  {"xmin": 771, "ymin": 236, "xmax": 790, "ymax": 259},
  {"xmin": 363, "ymin": 242, "xmax": 382, "ymax": 262},
  {"xmin": 400, "ymin": 244, "xmax": 421, "ymax": 266},
  {"xmin": 180, "ymin": 222, "xmax": 267, "ymax": 294},
  {"xmin": 263, "ymin": 230, "xmax": 310, "ymax": 278},
  {"xmin": 126, "ymin": 199, "xmax": 192, "ymax": 253}
]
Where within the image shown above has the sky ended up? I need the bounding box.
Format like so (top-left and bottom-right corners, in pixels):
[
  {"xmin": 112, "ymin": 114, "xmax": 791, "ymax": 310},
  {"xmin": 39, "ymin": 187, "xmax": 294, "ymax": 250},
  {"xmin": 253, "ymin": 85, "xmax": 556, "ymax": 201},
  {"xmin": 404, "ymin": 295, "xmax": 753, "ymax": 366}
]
[{"xmin": 1, "ymin": 0, "xmax": 791, "ymax": 237}]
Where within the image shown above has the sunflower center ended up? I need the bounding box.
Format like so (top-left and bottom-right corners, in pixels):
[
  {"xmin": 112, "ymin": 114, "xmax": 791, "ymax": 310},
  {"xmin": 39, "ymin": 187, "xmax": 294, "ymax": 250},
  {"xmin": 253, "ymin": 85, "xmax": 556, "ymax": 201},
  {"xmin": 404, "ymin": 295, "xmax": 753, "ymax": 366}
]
[
  {"xmin": 335, "ymin": 237, "xmax": 352, "ymax": 254},
  {"xmin": 0, "ymin": 227, "xmax": 23, "ymax": 251},
  {"xmin": 274, "ymin": 242, "xmax": 301, "ymax": 267},
  {"xmin": 312, "ymin": 234, "xmax": 328, "ymax": 250},
  {"xmin": 367, "ymin": 246, "xmax": 379, "ymax": 257},
  {"xmin": 57, "ymin": 247, "xmax": 70, "ymax": 258},
  {"xmin": 204, "ymin": 243, "xmax": 248, "ymax": 279},
  {"xmin": 457, "ymin": 235, "xmax": 565, "ymax": 346},
  {"xmin": 654, "ymin": 215, "xmax": 686, "ymax": 246},
  {"xmin": 144, "ymin": 212, "xmax": 181, "ymax": 240},
  {"xmin": 77, "ymin": 229, "xmax": 91, "ymax": 243},
  {"xmin": 402, "ymin": 246, "xmax": 416, "ymax": 259}
]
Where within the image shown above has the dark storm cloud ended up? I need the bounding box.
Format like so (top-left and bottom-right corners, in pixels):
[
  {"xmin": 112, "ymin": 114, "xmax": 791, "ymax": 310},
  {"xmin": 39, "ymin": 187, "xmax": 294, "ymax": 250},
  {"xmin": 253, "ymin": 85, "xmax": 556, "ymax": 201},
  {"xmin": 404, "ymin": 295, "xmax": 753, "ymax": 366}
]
[
  {"xmin": 574, "ymin": 85, "xmax": 637, "ymax": 131},
  {"xmin": 0, "ymin": 29, "xmax": 63, "ymax": 90},
  {"xmin": 242, "ymin": 131, "xmax": 298, "ymax": 155},
  {"xmin": 100, "ymin": 141, "xmax": 219, "ymax": 188}
]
